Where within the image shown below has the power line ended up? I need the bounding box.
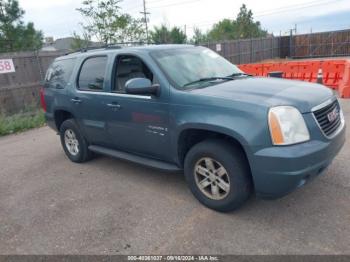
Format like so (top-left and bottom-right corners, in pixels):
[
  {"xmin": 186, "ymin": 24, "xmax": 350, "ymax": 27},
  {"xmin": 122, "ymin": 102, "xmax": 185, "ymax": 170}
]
[
  {"xmin": 120, "ymin": 0, "xmax": 342, "ymax": 30},
  {"xmin": 147, "ymin": 0, "xmax": 175, "ymax": 4},
  {"xmin": 146, "ymin": 0, "xmax": 338, "ymax": 13},
  {"xmin": 253, "ymin": 0, "xmax": 331, "ymax": 16},
  {"xmin": 256, "ymin": 0, "xmax": 341, "ymax": 17},
  {"xmin": 186, "ymin": 0, "xmax": 342, "ymax": 29},
  {"xmin": 39, "ymin": 0, "xmax": 347, "ymax": 39},
  {"xmin": 148, "ymin": 0, "xmax": 201, "ymax": 9},
  {"xmin": 123, "ymin": 1, "xmax": 144, "ymax": 13}
]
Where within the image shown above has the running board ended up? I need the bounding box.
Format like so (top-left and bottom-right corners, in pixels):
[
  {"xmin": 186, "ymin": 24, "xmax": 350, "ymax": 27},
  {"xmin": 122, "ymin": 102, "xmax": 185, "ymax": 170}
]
[{"xmin": 88, "ymin": 145, "xmax": 182, "ymax": 172}]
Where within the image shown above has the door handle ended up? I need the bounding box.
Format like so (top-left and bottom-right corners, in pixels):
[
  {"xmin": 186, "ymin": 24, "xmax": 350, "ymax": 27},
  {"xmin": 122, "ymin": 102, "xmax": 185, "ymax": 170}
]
[
  {"xmin": 71, "ymin": 98, "xmax": 82, "ymax": 104},
  {"xmin": 107, "ymin": 103, "xmax": 121, "ymax": 110}
]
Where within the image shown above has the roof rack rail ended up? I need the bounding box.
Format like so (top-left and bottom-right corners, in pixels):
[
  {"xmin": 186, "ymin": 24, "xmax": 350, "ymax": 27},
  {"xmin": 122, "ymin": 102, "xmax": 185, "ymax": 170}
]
[
  {"xmin": 64, "ymin": 41, "xmax": 147, "ymax": 55},
  {"xmin": 105, "ymin": 41, "xmax": 146, "ymax": 48},
  {"xmin": 79, "ymin": 45, "xmax": 107, "ymax": 52},
  {"xmin": 64, "ymin": 45, "xmax": 105, "ymax": 55}
]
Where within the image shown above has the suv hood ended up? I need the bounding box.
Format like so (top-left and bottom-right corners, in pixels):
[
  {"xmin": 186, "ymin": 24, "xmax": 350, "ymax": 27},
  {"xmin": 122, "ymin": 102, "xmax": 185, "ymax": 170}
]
[{"xmin": 190, "ymin": 77, "xmax": 333, "ymax": 113}]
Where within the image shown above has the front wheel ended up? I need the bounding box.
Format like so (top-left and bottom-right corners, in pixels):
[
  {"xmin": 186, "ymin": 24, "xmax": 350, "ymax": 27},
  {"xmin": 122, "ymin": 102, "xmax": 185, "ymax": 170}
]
[
  {"xmin": 59, "ymin": 119, "xmax": 92, "ymax": 163},
  {"xmin": 184, "ymin": 139, "xmax": 252, "ymax": 212}
]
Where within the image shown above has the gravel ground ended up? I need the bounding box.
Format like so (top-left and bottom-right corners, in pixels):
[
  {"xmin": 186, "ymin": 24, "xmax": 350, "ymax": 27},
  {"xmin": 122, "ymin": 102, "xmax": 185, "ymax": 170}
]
[{"xmin": 0, "ymin": 99, "xmax": 349, "ymax": 255}]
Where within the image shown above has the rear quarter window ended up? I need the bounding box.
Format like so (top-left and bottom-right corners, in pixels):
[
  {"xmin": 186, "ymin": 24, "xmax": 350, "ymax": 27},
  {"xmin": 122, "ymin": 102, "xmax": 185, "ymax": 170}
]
[
  {"xmin": 78, "ymin": 56, "xmax": 108, "ymax": 91},
  {"xmin": 45, "ymin": 58, "xmax": 76, "ymax": 88}
]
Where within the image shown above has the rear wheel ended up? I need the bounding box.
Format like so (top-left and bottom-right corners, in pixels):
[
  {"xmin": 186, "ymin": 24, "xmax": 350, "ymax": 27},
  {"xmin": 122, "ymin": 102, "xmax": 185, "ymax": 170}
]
[
  {"xmin": 184, "ymin": 139, "xmax": 252, "ymax": 212},
  {"xmin": 59, "ymin": 119, "xmax": 92, "ymax": 163}
]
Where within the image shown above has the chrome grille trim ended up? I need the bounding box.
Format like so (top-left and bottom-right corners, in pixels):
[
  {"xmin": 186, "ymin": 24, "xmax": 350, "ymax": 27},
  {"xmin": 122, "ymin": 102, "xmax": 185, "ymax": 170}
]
[{"xmin": 312, "ymin": 97, "xmax": 344, "ymax": 139}]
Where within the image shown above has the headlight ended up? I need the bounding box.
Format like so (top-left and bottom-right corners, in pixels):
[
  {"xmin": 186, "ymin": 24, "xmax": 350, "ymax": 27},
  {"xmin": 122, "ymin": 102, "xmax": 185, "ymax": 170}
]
[{"xmin": 268, "ymin": 106, "xmax": 310, "ymax": 145}]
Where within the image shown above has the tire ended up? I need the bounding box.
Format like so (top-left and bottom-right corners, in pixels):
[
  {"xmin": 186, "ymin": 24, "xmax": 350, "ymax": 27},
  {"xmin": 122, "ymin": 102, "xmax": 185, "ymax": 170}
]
[
  {"xmin": 59, "ymin": 119, "xmax": 92, "ymax": 163},
  {"xmin": 184, "ymin": 139, "xmax": 252, "ymax": 212}
]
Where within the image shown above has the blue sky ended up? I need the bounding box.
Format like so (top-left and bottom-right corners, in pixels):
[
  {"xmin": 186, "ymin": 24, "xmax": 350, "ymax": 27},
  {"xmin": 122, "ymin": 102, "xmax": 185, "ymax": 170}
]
[{"xmin": 19, "ymin": 0, "xmax": 350, "ymax": 39}]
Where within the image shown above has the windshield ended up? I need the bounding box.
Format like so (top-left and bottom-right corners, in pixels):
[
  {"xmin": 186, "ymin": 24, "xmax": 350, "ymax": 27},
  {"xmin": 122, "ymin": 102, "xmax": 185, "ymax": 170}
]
[{"xmin": 150, "ymin": 47, "xmax": 243, "ymax": 89}]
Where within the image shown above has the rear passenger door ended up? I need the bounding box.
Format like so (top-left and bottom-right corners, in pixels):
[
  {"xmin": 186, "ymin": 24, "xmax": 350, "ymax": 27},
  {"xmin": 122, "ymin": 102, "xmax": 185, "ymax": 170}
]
[{"xmin": 69, "ymin": 55, "xmax": 113, "ymax": 145}]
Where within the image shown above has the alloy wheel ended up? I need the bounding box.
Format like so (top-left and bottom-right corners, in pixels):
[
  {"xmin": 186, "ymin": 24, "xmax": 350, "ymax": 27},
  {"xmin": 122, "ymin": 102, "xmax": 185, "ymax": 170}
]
[
  {"xmin": 194, "ymin": 157, "xmax": 230, "ymax": 200},
  {"xmin": 64, "ymin": 129, "xmax": 80, "ymax": 156}
]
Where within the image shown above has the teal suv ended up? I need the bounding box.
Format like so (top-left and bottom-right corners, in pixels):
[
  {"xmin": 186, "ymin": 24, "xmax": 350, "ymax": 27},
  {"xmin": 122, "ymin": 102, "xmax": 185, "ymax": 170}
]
[{"xmin": 41, "ymin": 45, "xmax": 346, "ymax": 211}]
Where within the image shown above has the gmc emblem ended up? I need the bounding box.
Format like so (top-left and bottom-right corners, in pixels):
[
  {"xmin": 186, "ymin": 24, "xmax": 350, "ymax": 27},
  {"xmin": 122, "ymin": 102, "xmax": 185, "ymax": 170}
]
[{"xmin": 327, "ymin": 108, "xmax": 339, "ymax": 122}]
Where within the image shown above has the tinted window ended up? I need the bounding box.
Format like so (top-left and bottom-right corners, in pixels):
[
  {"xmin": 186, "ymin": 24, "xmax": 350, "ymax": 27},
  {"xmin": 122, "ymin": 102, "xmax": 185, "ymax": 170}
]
[
  {"xmin": 45, "ymin": 58, "xmax": 76, "ymax": 88},
  {"xmin": 78, "ymin": 56, "xmax": 107, "ymax": 91}
]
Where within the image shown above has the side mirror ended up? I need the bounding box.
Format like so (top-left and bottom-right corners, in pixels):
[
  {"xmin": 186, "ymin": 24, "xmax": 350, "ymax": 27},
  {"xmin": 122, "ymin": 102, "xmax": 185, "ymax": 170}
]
[{"xmin": 125, "ymin": 78, "xmax": 159, "ymax": 96}]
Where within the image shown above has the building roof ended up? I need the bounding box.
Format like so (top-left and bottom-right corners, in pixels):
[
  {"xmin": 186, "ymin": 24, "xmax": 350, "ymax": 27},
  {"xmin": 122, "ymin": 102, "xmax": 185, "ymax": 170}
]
[{"xmin": 41, "ymin": 37, "xmax": 103, "ymax": 52}]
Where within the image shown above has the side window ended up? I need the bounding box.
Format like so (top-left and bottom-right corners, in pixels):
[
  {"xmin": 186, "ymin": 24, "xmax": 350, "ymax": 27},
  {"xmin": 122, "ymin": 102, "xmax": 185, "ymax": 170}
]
[
  {"xmin": 78, "ymin": 56, "xmax": 107, "ymax": 91},
  {"xmin": 45, "ymin": 58, "xmax": 76, "ymax": 88},
  {"xmin": 114, "ymin": 55, "xmax": 154, "ymax": 93}
]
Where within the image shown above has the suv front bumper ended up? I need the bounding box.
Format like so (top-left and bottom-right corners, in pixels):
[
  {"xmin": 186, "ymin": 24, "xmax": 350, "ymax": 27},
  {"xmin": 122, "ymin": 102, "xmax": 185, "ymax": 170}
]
[{"xmin": 250, "ymin": 123, "xmax": 346, "ymax": 199}]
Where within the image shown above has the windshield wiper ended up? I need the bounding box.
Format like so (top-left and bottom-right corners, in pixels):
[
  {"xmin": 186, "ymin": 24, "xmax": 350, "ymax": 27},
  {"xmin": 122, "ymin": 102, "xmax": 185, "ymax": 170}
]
[
  {"xmin": 183, "ymin": 77, "xmax": 234, "ymax": 87},
  {"xmin": 228, "ymin": 72, "xmax": 252, "ymax": 77}
]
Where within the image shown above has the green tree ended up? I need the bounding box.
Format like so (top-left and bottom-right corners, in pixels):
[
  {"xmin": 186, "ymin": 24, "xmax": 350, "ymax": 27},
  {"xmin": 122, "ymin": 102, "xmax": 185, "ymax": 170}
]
[
  {"xmin": 207, "ymin": 4, "xmax": 267, "ymax": 42},
  {"xmin": 150, "ymin": 25, "xmax": 170, "ymax": 44},
  {"xmin": 235, "ymin": 4, "xmax": 267, "ymax": 39},
  {"xmin": 170, "ymin": 27, "xmax": 187, "ymax": 44},
  {"xmin": 150, "ymin": 24, "xmax": 186, "ymax": 44},
  {"xmin": 191, "ymin": 27, "xmax": 208, "ymax": 45},
  {"xmin": 0, "ymin": 0, "xmax": 43, "ymax": 52},
  {"xmin": 76, "ymin": 0, "xmax": 145, "ymax": 44},
  {"xmin": 208, "ymin": 19, "xmax": 237, "ymax": 41},
  {"xmin": 71, "ymin": 31, "xmax": 91, "ymax": 50}
]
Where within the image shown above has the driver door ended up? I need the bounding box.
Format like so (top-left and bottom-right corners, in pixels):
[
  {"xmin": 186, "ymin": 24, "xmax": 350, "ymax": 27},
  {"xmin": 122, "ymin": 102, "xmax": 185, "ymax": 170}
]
[{"xmin": 105, "ymin": 54, "xmax": 172, "ymax": 161}]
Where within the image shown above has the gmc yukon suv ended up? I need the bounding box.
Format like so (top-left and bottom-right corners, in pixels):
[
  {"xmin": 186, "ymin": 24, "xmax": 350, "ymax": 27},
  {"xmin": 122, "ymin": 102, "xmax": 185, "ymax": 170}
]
[{"xmin": 41, "ymin": 45, "xmax": 346, "ymax": 212}]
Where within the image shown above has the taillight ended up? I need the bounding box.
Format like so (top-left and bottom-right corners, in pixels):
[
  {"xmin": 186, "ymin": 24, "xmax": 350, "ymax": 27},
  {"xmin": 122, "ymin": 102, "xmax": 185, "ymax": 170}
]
[{"xmin": 40, "ymin": 88, "xmax": 47, "ymax": 112}]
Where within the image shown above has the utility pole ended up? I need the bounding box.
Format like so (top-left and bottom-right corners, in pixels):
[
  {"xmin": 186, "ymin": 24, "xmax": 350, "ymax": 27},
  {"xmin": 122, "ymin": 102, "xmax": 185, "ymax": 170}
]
[
  {"xmin": 289, "ymin": 24, "xmax": 297, "ymax": 57},
  {"xmin": 184, "ymin": 25, "xmax": 187, "ymax": 43},
  {"xmin": 140, "ymin": 0, "xmax": 150, "ymax": 44},
  {"xmin": 309, "ymin": 27, "xmax": 312, "ymax": 56}
]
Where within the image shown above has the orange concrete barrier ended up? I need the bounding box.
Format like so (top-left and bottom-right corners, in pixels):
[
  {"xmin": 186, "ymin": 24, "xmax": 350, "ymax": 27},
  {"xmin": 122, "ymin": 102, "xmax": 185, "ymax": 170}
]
[
  {"xmin": 339, "ymin": 61, "xmax": 350, "ymax": 98},
  {"xmin": 238, "ymin": 59, "xmax": 350, "ymax": 98},
  {"xmin": 239, "ymin": 63, "xmax": 263, "ymax": 76}
]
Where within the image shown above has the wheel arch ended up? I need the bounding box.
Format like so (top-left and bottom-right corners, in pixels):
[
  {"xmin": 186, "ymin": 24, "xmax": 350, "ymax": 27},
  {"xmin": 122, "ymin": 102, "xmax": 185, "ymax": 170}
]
[
  {"xmin": 176, "ymin": 124, "xmax": 251, "ymax": 168},
  {"xmin": 54, "ymin": 109, "xmax": 76, "ymax": 131}
]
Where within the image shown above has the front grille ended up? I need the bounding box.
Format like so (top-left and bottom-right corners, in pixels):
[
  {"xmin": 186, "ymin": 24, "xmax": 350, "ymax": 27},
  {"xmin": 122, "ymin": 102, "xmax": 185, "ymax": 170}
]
[{"xmin": 313, "ymin": 99, "xmax": 342, "ymax": 137}]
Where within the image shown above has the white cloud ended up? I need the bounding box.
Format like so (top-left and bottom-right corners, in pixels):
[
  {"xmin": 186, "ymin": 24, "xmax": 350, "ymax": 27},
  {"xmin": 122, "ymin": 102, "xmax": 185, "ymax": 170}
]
[
  {"xmin": 19, "ymin": 0, "xmax": 83, "ymax": 38},
  {"xmin": 18, "ymin": 0, "xmax": 350, "ymax": 39},
  {"xmin": 20, "ymin": 0, "xmax": 77, "ymax": 10}
]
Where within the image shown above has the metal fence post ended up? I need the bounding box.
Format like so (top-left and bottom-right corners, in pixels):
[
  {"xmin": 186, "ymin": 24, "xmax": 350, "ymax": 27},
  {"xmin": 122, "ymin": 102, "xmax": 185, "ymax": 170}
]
[
  {"xmin": 278, "ymin": 36, "xmax": 281, "ymax": 58},
  {"xmin": 250, "ymin": 38, "xmax": 253, "ymax": 63},
  {"xmin": 238, "ymin": 40, "xmax": 241, "ymax": 64},
  {"xmin": 271, "ymin": 37, "xmax": 273, "ymax": 59},
  {"xmin": 34, "ymin": 50, "xmax": 44, "ymax": 81},
  {"xmin": 331, "ymin": 32, "xmax": 334, "ymax": 56},
  {"xmin": 309, "ymin": 32, "xmax": 311, "ymax": 57},
  {"xmin": 289, "ymin": 29, "xmax": 293, "ymax": 57}
]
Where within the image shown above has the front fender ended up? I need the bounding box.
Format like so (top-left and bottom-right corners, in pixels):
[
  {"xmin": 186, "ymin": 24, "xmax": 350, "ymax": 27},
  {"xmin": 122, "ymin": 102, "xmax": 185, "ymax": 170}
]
[{"xmin": 170, "ymin": 102, "xmax": 270, "ymax": 166}]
